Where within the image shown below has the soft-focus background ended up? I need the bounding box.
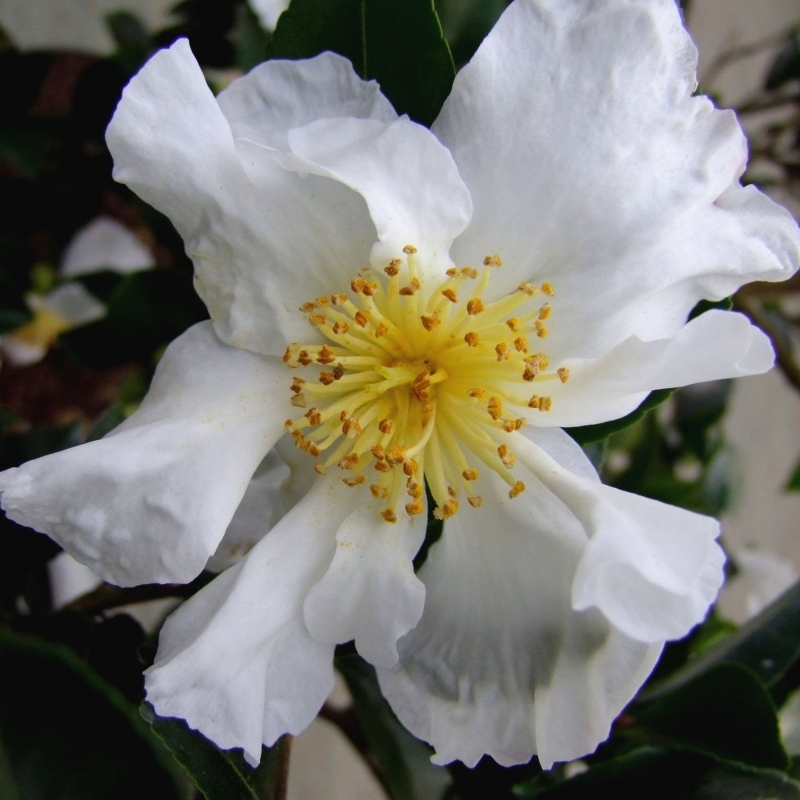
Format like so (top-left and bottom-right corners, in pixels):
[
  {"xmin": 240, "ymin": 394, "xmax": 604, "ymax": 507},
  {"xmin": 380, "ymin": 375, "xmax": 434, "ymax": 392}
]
[{"xmin": 0, "ymin": 1, "xmax": 799, "ymax": 798}]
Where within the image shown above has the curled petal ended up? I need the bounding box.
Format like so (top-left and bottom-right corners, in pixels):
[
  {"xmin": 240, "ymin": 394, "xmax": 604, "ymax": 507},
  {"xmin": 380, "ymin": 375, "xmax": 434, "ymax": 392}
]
[
  {"xmin": 535, "ymin": 309, "xmax": 774, "ymax": 427},
  {"xmin": 303, "ymin": 493, "xmax": 427, "ymax": 668},
  {"xmin": 0, "ymin": 322, "xmax": 289, "ymax": 585},
  {"xmin": 146, "ymin": 476, "xmax": 357, "ymax": 763},
  {"xmin": 378, "ymin": 428, "xmax": 721, "ymax": 767}
]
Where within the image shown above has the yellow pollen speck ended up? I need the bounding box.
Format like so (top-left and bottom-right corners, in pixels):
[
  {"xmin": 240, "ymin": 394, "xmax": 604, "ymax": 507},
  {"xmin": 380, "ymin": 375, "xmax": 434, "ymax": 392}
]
[
  {"xmin": 371, "ymin": 444, "xmax": 385, "ymax": 460},
  {"xmin": 403, "ymin": 459, "xmax": 419, "ymax": 476},
  {"xmin": 291, "ymin": 378, "xmax": 305, "ymax": 393},
  {"xmin": 534, "ymin": 320, "xmax": 548, "ymax": 338},
  {"xmin": 540, "ymin": 396, "xmax": 552, "ymax": 411},
  {"xmin": 538, "ymin": 303, "xmax": 551, "ymax": 320},
  {"xmin": 446, "ymin": 267, "xmax": 458, "ymax": 277},
  {"xmin": 399, "ymin": 278, "xmax": 421, "ymax": 296},
  {"xmin": 407, "ymin": 481, "xmax": 424, "ymax": 499},
  {"xmin": 314, "ymin": 463, "xmax": 327, "ymax": 475},
  {"xmin": 514, "ymin": 336, "xmax": 528, "ymax": 353},
  {"xmin": 502, "ymin": 420, "xmax": 516, "ymax": 433},
  {"xmin": 340, "ymin": 453, "xmax": 359, "ymax": 470},
  {"xmin": 378, "ymin": 419, "xmax": 393, "ymax": 434},
  {"xmin": 497, "ymin": 444, "xmax": 515, "ymax": 468},
  {"xmin": 557, "ymin": 367, "xmax": 570, "ymax": 383},
  {"xmin": 316, "ymin": 295, "xmax": 330, "ymax": 306},
  {"xmin": 355, "ymin": 310, "xmax": 370, "ymax": 328},
  {"xmin": 381, "ymin": 509, "xmax": 398, "ymax": 523},
  {"xmin": 342, "ymin": 417, "xmax": 362, "ymax": 438},
  {"xmin": 385, "ymin": 263, "xmax": 399, "ymax": 277},
  {"xmin": 506, "ymin": 318, "xmax": 521, "ymax": 332},
  {"xmin": 310, "ymin": 314, "xmax": 326, "ymax": 326},
  {"xmin": 405, "ymin": 501, "xmax": 424, "ymax": 516},
  {"xmin": 375, "ymin": 460, "xmax": 390, "ymax": 472},
  {"xmin": 305, "ymin": 408, "xmax": 322, "ymax": 426},
  {"xmin": 298, "ymin": 350, "xmax": 312, "ymax": 366},
  {"xmin": 319, "ymin": 372, "xmax": 335, "ymax": 385},
  {"xmin": 283, "ymin": 343, "xmax": 300, "ymax": 364},
  {"xmin": 467, "ymin": 298, "xmax": 485, "ymax": 315},
  {"xmin": 541, "ymin": 282, "xmax": 554, "ymax": 296},
  {"xmin": 375, "ymin": 322, "xmax": 389, "ymax": 338},
  {"xmin": 403, "ymin": 245, "xmax": 418, "ymax": 254},
  {"xmin": 370, "ymin": 484, "xmax": 388, "ymax": 499},
  {"xmin": 420, "ymin": 312, "xmax": 441, "ymax": 331},
  {"xmin": 464, "ymin": 331, "xmax": 480, "ymax": 347},
  {"xmin": 433, "ymin": 499, "xmax": 458, "ymax": 520},
  {"xmin": 483, "ymin": 254, "xmax": 503, "ymax": 267},
  {"xmin": 462, "ymin": 468, "xmax": 479, "ymax": 481},
  {"xmin": 495, "ymin": 343, "xmax": 509, "ymax": 361},
  {"xmin": 461, "ymin": 267, "xmax": 478, "ymax": 279},
  {"xmin": 468, "ymin": 387, "xmax": 486, "ymax": 398},
  {"xmin": 386, "ymin": 446, "xmax": 407, "ymax": 465},
  {"xmin": 519, "ymin": 282, "xmax": 536, "ymax": 296},
  {"xmin": 442, "ymin": 288, "xmax": 458, "ymax": 303},
  {"xmin": 468, "ymin": 496, "xmax": 483, "ymax": 508},
  {"xmin": 332, "ymin": 321, "xmax": 350, "ymax": 335},
  {"xmin": 523, "ymin": 366, "xmax": 537, "ymax": 382},
  {"xmin": 331, "ymin": 293, "xmax": 348, "ymax": 305},
  {"xmin": 343, "ymin": 475, "xmax": 367, "ymax": 487},
  {"xmin": 487, "ymin": 396, "xmax": 502, "ymax": 420},
  {"xmin": 515, "ymin": 418, "xmax": 526, "ymax": 430},
  {"xmin": 509, "ymin": 481, "xmax": 525, "ymax": 498},
  {"xmin": 291, "ymin": 394, "xmax": 307, "ymax": 407},
  {"xmin": 317, "ymin": 345, "xmax": 336, "ymax": 364},
  {"xmin": 300, "ymin": 302, "xmax": 316, "ymax": 313}
]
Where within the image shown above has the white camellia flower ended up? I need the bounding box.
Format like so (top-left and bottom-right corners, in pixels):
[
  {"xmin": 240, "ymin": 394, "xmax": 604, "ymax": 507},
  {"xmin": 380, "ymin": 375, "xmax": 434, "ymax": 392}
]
[
  {"xmin": 2, "ymin": 0, "xmax": 800, "ymax": 770},
  {"xmin": 1, "ymin": 216, "xmax": 154, "ymax": 366}
]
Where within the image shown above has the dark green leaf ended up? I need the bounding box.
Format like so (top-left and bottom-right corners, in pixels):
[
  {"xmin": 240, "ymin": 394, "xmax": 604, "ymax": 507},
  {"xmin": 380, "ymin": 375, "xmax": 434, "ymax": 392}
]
[
  {"xmin": 0, "ymin": 628, "xmax": 188, "ymax": 800},
  {"xmin": 59, "ymin": 270, "xmax": 207, "ymax": 368},
  {"xmin": 632, "ymin": 664, "xmax": 787, "ymax": 770},
  {"xmin": 640, "ymin": 580, "xmax": 800, "ymax": 701},
  {"xmin": 517, "ymin": 748, "xmax": 800, "ymax": 800},
  {"xmin": 565, "ymin": 388, "xmax": 675, "ymax": 446},
  {"xmin": 231, "ymin": 4, "xmax": 271, "ymax": 71},
  {"xmin": 337, "ymin": 652, "xmax": 451, "ymax": 800},
  {"xmin": 142, "ymin": 704, "xmax": 290, "ymax": 800},
  {"xmin": 268, "ymin": 0, "xmax": 454, "ymax": 126},
  {"xmin": 765, "ymin": 32, "xmax": 800, "ymax": 90},
  {"xmin": 0, "ymin": 125, "xmax": 51, "ymax": 180},
  {"xmin": 786, "ymin": 454, "xmax": 800, "ymax": 492}
]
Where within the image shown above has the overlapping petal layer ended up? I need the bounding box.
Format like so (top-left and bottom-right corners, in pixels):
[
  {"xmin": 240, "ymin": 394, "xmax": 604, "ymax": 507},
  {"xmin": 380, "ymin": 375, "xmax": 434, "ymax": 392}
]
[
  {"xmin": 378, "ymin": 428, "xmax": 721, "ymax": 768},
  {"xmin": 0, "ymin": 322, "xmax": 288, "ymax": 585}
]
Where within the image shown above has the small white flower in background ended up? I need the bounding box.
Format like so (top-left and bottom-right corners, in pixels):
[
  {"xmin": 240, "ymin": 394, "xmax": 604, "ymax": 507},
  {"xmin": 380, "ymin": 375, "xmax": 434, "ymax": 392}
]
[
  {"xmin": 247, "ymin": 0, "xmax": 290, "ymax": 32},
  {"xmin": 2, "ymin": 0, "xmax": 800, "ymax": 770},
  {"xmin": 1, "ymin": 217, "xmax": 154, "ymax": 366}
]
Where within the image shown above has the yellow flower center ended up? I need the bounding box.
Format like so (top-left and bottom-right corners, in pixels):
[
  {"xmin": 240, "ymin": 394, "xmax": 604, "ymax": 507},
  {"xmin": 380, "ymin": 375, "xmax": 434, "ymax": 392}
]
[{"xmin": 283, "ymin": 247, "xmax": 568, "ymax": 522}]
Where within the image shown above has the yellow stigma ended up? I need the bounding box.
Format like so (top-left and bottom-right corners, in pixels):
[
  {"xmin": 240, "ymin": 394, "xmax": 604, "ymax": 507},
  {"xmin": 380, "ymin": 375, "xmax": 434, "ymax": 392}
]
[{"xmin": 283, "ymin": 249, "xmax": 567, "ymax": 522}]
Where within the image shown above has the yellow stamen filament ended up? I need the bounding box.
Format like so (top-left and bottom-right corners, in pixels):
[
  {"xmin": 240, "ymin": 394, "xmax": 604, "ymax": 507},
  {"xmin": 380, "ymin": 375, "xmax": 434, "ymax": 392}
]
[{"xmin": 283, "ymin": 254, "xmax": 567, "ymax": 522}]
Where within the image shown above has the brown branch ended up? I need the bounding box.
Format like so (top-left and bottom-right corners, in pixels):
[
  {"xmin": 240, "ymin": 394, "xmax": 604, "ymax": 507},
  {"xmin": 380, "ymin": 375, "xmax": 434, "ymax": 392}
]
[{"xmin": 58, "ymin": 572, "xmax": 214, "ymax": 616}]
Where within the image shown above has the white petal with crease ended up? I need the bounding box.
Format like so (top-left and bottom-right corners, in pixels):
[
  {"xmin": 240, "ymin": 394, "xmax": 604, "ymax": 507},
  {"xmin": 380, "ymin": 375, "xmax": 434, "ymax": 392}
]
[
  {"xmin": 146, "ymin": 475, "xmax": 355, "ymax": 763},
  {"xmin": 0, "ymin": 322, "xmax": 289, "ymax": 585}
]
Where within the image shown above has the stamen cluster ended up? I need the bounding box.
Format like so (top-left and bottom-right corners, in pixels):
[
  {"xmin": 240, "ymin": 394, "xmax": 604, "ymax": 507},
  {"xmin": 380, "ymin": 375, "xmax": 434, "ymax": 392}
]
[{"xmin": 283, "ymin": 248, "xmax": 569, "ymax": 522}]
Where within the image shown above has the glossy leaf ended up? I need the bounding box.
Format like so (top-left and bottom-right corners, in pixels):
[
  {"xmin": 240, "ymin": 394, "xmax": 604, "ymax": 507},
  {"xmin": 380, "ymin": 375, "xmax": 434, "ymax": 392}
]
[
  {"xmin": 336, "ymin": 651, "xmax": 451, "ymax": 800},
  {"xmin": 632, "ymin": 664, "xmax": 787, "ymax": 770},
  {"xmin": 517, "ymin": 748, "xmax": 800, "ymax": 800},
  {"xmin": 786, "ymin": 455, "xmax": 800, "ymax": 492},
  {"xmin": 0, "ymin": 628, "xmax": 188, "ymax": 800},
  {"xmin": 640, "ymin": 580, "xmax": 800, "ymax": 701},
  {"xmin": 268, "ymin": 0, "xmax": 454, "ymax": 126},
  {"xmin": 142, "ymin": 704, "xmax": 290, "ymax": 800}
]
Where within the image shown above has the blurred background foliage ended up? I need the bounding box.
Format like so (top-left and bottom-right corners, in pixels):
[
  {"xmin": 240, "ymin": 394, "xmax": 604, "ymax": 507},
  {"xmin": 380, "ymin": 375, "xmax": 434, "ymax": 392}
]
[{"xmin": 1, "ymin": 0, "xmax": 800, "ymax": 798}]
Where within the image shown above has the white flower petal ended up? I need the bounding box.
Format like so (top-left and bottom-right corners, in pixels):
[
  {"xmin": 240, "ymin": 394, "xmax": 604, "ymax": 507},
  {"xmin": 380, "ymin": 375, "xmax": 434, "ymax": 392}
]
[
  {"xmin": 39, "ymin": 283, "xmax": 106, "ymax": 327},
  {"xmin": 246, "ymin": 0, "xmax": 289, "ymax": 31},
  {"xmin": 206, "ymin": 436, "xmax": 319, "ymax": 572},
  {"xmin": 0, "ymin": 337, "xmax": 47, "ymax": 366},
  {"xmin": 303, "ymin": 492, "xmax": 427, "ymax": 668},
  {"xmin": 217, "ymin": 52, "xmax": 396, "ymax": 150},
  {"xmin": 516, "ymin": 431, "xmax": 725, "ymax": 642},
  {"xmin": 436, "ymin": 0, "xmax": 799, "ymax": 355},
  {"xmin": 106, "ymin": 40, "xmax": 379, "ymax": 355},
  {"xmin": 378, "ymin": 427, "xmax": 722, "ymax": 767},
  {"xmin": 146, "ymin": 475, "xmax": 355, "ymax": 764},
  {"xmin": 538, "ymin": 309, "xmax": 774, "ymax": 428},
  {"xmin": 48, "ymin": 552, "xmax": 102, "ymax": 609},
  {"xmin": 0, "ymin": 322, "xmax": 289, "ymax": 586},
  {"xmin": 281, "ymin": 116, "xmax": 472, "ymax": 272},
  {"xmin": 60, "ymin": 217, "xmax": 154, "ymax": 277}
]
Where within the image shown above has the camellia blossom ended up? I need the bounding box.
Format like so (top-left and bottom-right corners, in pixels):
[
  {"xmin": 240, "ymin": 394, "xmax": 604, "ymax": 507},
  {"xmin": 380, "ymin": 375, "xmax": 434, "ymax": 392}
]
[
  {"xmin": 2, "ymin": 0, "xmax": 800, "ymax": 769},
  {"xmin": 1, "ymin": 217, "xmax": 154, "ymax": 366}
]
